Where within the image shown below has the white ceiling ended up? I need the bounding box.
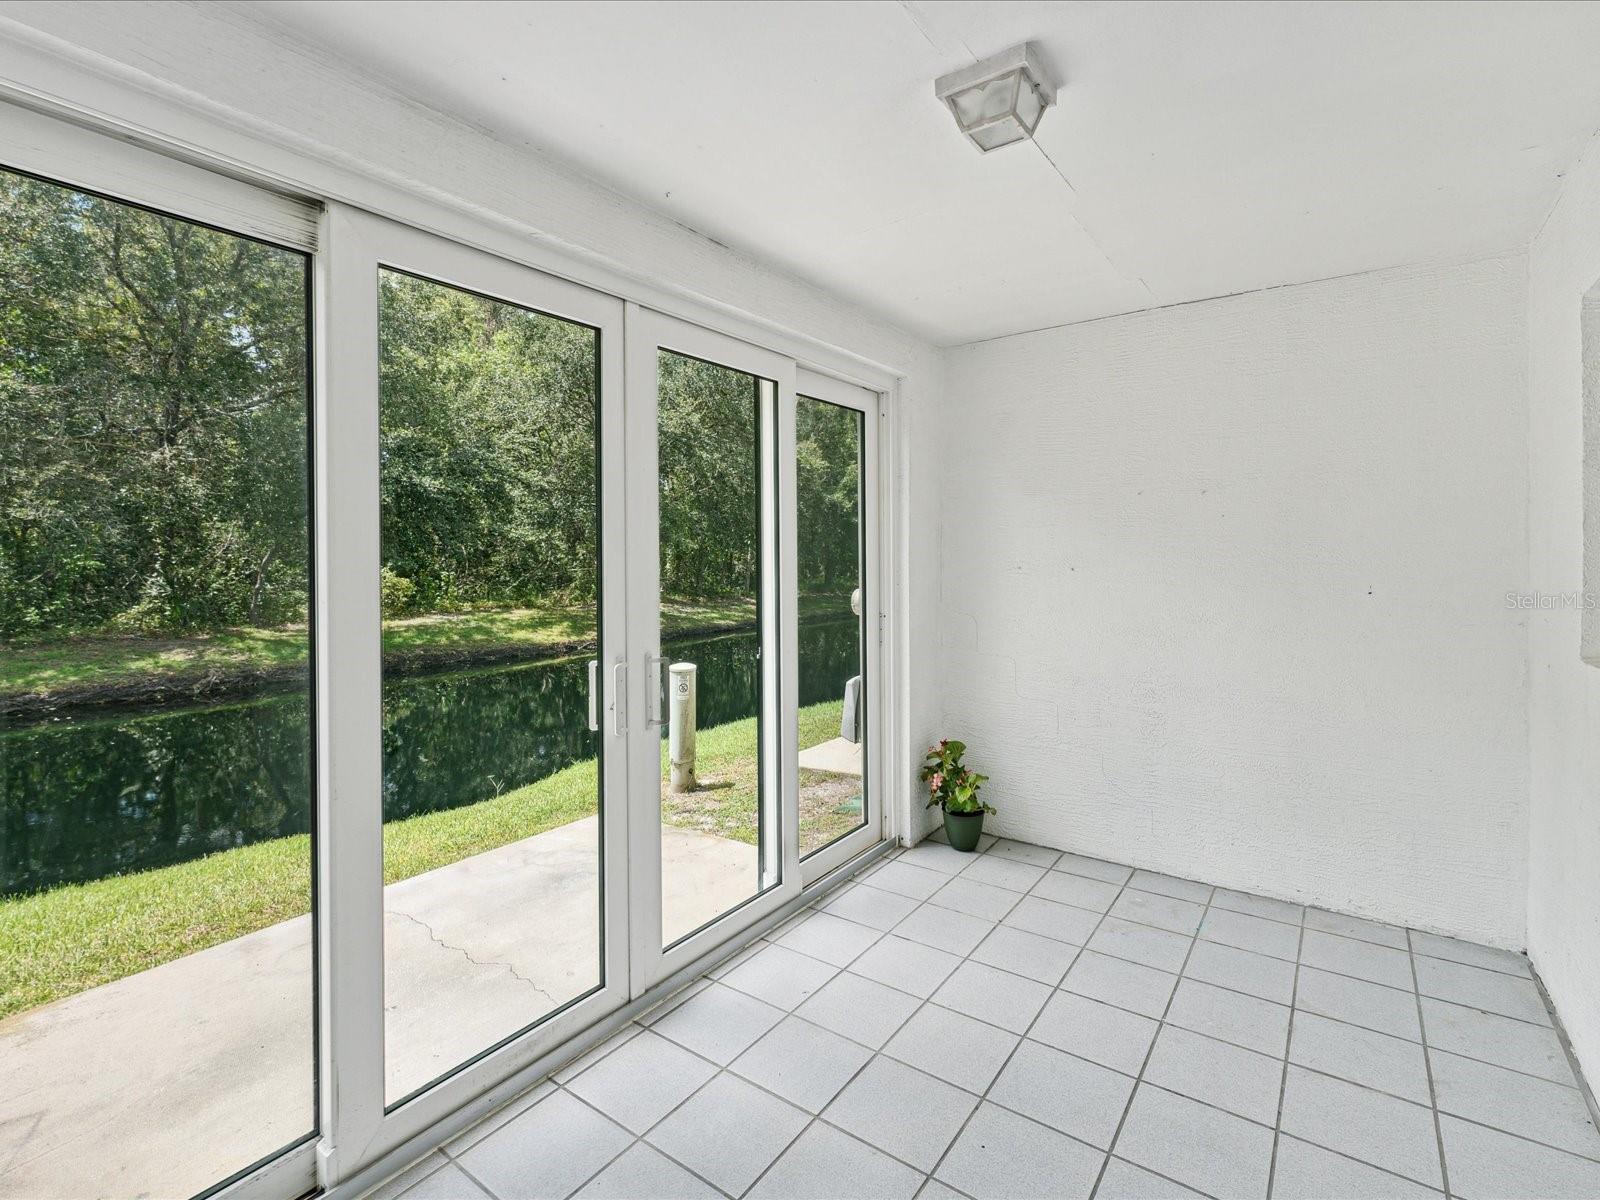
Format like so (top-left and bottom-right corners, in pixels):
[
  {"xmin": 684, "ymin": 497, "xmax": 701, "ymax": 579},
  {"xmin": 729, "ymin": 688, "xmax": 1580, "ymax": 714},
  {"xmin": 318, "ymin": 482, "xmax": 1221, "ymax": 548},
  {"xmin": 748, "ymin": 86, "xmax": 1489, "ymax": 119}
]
[{"xmin": 243, "ymin": 0, "xmax": 1600, "ymax": 345}]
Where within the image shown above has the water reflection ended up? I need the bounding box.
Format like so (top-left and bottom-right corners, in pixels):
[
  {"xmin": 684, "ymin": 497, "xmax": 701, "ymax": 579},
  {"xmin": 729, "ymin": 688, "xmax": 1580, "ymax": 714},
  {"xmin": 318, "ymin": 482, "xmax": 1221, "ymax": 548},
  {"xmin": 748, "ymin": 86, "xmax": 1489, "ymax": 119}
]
[{"xmin": 1, "ymin": 620, "xmax": 860, "ymax": 895}]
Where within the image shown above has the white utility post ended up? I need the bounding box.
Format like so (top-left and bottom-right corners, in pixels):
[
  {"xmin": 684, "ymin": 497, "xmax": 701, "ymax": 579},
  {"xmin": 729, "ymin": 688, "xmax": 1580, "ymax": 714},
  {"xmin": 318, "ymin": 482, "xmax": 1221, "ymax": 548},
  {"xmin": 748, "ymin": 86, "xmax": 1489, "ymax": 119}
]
[{"xmin": 668, "ymin": 661, "xmax": 697, "ymax": 792}]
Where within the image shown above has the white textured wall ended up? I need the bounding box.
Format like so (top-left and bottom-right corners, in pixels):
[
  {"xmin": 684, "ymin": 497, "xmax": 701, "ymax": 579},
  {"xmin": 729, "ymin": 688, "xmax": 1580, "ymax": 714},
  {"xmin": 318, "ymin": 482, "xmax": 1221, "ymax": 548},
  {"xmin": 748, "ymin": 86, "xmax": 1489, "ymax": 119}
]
[
  {"xmin": 1526, "ymin": 128, "xmax": 1600, "ymax": 1083},
  {"xmin": 940, "ymin": 257, "xmax": 1531, "ymax": 947}
]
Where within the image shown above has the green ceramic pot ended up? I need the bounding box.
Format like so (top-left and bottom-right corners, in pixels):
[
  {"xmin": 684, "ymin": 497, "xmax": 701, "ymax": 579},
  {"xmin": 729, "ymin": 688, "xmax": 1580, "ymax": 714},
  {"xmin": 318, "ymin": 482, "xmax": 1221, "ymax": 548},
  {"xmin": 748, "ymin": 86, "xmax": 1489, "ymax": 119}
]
[{"xmin": 943, "ymin": 808, "xmax": 985, "ymax": 852}]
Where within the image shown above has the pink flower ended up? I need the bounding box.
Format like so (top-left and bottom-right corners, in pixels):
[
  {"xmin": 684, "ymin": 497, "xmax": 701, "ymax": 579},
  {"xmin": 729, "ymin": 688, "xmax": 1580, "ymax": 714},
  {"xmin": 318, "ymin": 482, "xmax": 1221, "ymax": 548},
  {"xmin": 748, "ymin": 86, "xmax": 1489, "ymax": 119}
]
[{"xmin": 929, "ymin": 771, "xmax": 945, "ymax": 791}]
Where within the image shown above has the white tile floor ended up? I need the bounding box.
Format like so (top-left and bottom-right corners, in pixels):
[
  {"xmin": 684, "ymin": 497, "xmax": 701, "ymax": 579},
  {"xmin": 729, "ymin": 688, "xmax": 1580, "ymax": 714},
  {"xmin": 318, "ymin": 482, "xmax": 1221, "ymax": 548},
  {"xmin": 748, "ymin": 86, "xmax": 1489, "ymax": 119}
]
[{"xmin": 369, "ymin": 835, "xmax": 1600, "ymax": 1200}]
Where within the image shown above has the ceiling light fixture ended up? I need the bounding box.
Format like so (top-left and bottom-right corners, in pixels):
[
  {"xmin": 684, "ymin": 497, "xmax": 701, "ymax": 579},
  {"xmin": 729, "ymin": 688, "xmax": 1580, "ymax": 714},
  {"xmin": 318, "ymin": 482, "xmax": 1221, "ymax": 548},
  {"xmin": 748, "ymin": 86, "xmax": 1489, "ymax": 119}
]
[{"xmin": 934, "ymin": 41, "xmax": 1056, "ymax": 153}]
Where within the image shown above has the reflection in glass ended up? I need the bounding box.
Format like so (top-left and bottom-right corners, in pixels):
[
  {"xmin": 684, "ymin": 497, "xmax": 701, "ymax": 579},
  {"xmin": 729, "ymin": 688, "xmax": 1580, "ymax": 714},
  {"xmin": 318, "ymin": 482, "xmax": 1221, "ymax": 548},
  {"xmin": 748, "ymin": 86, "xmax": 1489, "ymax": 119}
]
[
  {"xmin": 378, "ymin": 269, "xmax": 603, "ymax": 1105},
  {"xmin": 795, "ymin": 395, "xmax": 867, "ymax": 858},
  {"xmin": 0, "ymin": 168, "xmax": 312, "ymax": 1196}
]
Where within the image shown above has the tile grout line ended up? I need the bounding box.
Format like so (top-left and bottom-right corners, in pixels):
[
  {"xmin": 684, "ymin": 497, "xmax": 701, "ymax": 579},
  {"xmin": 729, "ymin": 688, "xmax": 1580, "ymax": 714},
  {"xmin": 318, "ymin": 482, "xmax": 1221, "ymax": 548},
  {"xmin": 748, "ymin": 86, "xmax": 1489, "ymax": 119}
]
[
  {"xmin": 849, "ymin": 846, "xmax": 1082, "ymax": 1186},
  {"xmin": 733, "ymin": 1084, "xmax": 891, "ymax": 1197},
  {"xmin": 824, "ymin": 885, "xmax": 1576, "ymax": 1066},
  {"xmin": 1407, "ymin": 926, "xmax": 1454, "ymax": 1200},
  {"xmin": 726, "ymin": 968, "xmax": 944, "ymax": 1200},
  {"xmin": 631, "ymin": 945, "xmax": 957, "ymax": 1191},
  {"xmin": 731, "ymin": 840, "xmax": 1095, "ymax": 1197},
  {"xmin": 556, "ymin": 1080, "xmax": 739, "ymax": 1200},
  {"xmin": 1528, "ymin": 962, "xmax": 1600, "ymax": 1136},
  {"xmin": 1404, "ymin": 1009, "xmax": 1584, "ymax": 1083},
  {"xmin": 443, "ymin": 1151, "xmax": 505, "ymax": 1200},
  {"xmin": 688, "ymin": 861, "xmax": 1595, "ymax": 1180},
  {"xmin": 418, "ymin": 844, "xmax": 1589, "ymax": 1200},
  {"xmin": 1384, "ymin": 1108, "xmax": 1600, "ymax": 1169},
  {"xmin": 591, "ymin": 970, "xmax": 1471, "ymax": 1192},
  {"xmin": 1264, "ymin": 899, "xmax": 1309, "ymax": 1198},
  {"xmin": 1089, "ymin": 879, "xmax": 1220, "ymax": 1199},
  {"xmin": 571, "ymin": 994, "xmax": 941, "ymax": 1200},
  {"xmin": 1263, "ymin": 1131, "xmax": 1454, "ymax": 1196},
  {"xmin": 376, "ymin": 1152, "xmax": 486, "ymax": 1200},
  {"xmin": 941, "ymin": 839, "xmax": 1541, "ymax": 982},
  {"xmin": 650, "ymin": 1011, "xmax": 903, "ymax": 1187},
  {"xmin": 669, "ymin": 1032, "xmax": 1468, "ymax": 1200},
  {"xmin": 1097, "ymin": 1155, "xmax": 1224, "ymax": 1200},
  {"xmin": 835, "ymin": 868, "xmax": 1563, "ymax": 1031},
  {"xmin": 833, "ymin": 896, "xmax": 1600, "ymax": 1173},
  {"xmin": 920, "ymin": 852, "xmax": 1121, "ymax": 1194},
  {"xmin": 778, "ymin": 858, "xmax": 1596, "ymax": 1182}
]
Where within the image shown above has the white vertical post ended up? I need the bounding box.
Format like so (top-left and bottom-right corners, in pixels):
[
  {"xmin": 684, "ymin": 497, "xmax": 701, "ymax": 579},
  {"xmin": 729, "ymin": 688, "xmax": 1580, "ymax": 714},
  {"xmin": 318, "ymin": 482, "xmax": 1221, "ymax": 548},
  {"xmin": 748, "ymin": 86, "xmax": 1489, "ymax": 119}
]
[
  {"xmin": 667, "ymin": 662, "xmax": 697, "ymax": 792},
  {"xmin": 314, "ymin": 204, "xmax": 386, "ymax": 1185},
  {"xmin": 773, "ymin": 370, "xmax": 799, "ymax": 892}
]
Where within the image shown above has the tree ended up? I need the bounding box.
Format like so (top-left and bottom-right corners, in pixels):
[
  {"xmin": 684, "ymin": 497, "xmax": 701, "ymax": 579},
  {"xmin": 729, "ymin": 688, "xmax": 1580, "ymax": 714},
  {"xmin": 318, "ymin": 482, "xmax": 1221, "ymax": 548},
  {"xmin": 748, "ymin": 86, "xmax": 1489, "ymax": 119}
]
[
  {"xmin": 0, "ymin": 170, "xmax": 309, "ymax": 637},
  {"xmin": 1, "ymin": 167, "xmax": 861, "ymax": 645},
  {"xmin": 658, "ymin": 351, "xmax": 760, "ymax": 599},
  {"xmin": 795, "ymin": 396, "xmax": 861, "ymax": 593},
  {"xmin": 377, "ymin": 269, "xmax": 600, "ymax": 609}
]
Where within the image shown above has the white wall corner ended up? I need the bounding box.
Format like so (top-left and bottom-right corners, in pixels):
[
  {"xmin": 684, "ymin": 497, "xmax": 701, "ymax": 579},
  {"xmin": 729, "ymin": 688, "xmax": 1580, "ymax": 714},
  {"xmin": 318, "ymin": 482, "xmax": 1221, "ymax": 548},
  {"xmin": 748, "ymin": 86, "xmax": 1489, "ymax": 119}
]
[{"xmin": 1525, "ymin": 112, "xmax": 1600, "ymax": 1093}]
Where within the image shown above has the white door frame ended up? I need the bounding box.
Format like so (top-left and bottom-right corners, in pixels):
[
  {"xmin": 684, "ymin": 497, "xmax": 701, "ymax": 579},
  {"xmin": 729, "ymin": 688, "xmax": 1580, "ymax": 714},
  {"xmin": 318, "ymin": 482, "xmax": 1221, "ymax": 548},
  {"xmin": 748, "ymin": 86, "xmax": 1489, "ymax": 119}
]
[
  {"xmin": 623, "ymin": 304, "xmax": 803, "ymax": 995},
  {"xmin": 793, "ymin": 369, "xmax": 887, "ymax": 883},
  {"xmin": 316, "ymin": 206, "xmax": 633, "ymax": 1181}
]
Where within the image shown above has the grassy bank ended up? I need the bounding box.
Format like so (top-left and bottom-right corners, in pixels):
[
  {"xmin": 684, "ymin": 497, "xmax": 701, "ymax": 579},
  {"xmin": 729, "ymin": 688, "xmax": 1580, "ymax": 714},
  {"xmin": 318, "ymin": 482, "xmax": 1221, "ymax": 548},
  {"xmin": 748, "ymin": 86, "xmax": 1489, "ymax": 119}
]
[
  {"xmin": 0, "ymin": 702, "xmax": 848, "ymax": 1019},
  {"xmin": 0, "ymin": 595, "xmax": 852, "ymax": 706}
]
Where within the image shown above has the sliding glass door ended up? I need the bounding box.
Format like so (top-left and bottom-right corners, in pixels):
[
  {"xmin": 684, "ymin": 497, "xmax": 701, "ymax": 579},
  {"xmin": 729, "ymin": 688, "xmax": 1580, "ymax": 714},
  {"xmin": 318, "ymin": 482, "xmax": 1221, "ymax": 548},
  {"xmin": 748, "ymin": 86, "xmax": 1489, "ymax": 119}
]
[
  {"xmin": 795, "ymin": 371, "xmax": 883, "ymax": 881},
  {"xmin": 315, "ymin": 210, "xmax": 632, "ymax": 1169},
  {"xmin": 1, "ymin": 107, "xmax": 887, "ymax": 1200},
  {"xmin": 625, "ymin": 311, "xmax": 799, "ymax": 990},
  {"xmin": 376, "ymin": 265, "xmax": 610, "ymax": 1106},
  {"xmin": 0, "ymin": 163, "xmax": 316, "ymax": 1200}
]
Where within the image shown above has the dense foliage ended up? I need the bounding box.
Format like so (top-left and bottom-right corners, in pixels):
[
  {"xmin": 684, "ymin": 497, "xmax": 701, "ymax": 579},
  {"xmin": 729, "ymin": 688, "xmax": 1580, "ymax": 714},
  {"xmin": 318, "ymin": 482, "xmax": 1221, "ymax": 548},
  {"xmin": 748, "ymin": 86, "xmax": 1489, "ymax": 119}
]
[
  {"xmin": 377, "ymin": 270, "xmax": 601, "ymax": 613},
  {"xmin": 0, "ymin": 173, "xmax": 310, "ymax": 637},
  {"xmin": 1, "ymin": 169, "xmax": 864, "ymax": 642},
  {"xmin": 796, "ymin": 395, "xmax": 863, "ymax": 592}
]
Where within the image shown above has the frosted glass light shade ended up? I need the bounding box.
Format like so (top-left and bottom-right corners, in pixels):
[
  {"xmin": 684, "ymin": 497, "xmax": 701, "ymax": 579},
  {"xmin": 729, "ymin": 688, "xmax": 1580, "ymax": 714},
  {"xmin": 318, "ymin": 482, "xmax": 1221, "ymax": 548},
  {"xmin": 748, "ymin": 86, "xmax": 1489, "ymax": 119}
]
[{"xmin": 934, "ymin": 43, "xmax": 1056, "ymax": 153}]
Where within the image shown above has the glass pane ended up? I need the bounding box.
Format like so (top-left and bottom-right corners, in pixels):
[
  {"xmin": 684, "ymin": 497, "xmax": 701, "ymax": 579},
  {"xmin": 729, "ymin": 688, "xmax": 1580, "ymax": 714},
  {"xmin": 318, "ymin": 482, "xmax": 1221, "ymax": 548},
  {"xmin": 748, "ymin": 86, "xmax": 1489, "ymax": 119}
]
[
  {"xmin": 0, "ymin": 170, "xmax": 313, "ymax": 1195},
  {"xmin": 379, "ymin": 269, "xmax": 603, "ymax": 1105},
  {"xmin": 657, "ymin": 350, "xmax": 777, "ymax": 945},
  {"xmin": 796, "ymin": 396, "xmax": 868, "ymax": 858},
  {"xmin": 951, "ymin": 72, "xmax": 1020, "ymax": 129}
]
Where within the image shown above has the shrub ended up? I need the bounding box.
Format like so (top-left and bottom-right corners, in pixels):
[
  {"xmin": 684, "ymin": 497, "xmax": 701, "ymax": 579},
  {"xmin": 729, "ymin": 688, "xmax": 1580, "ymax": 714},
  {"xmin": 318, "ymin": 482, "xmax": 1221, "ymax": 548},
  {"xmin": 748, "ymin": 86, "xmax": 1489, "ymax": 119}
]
[{"xmin": 380, "ymin": 567, "xmax": 417, "ymax": 619}]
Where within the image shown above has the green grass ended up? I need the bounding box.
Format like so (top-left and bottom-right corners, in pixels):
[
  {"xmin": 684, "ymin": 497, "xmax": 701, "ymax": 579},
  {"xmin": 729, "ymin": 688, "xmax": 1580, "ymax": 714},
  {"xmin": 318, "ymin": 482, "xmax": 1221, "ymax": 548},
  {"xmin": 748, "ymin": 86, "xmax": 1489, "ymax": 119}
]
[
  {"xmin": 0, "ymin": 594, "xmax": 852, "ymax": 699},
  {"xmin": 0, "ymin": 625, "xmax": 312, "ymax": 698},
  {"xmin": 0, "ymin": 701, "xmax": 850, "ymax": 1019},
  {"xmin": 662, "ymin": 700, "xmax": 843, "ymax": 842}
]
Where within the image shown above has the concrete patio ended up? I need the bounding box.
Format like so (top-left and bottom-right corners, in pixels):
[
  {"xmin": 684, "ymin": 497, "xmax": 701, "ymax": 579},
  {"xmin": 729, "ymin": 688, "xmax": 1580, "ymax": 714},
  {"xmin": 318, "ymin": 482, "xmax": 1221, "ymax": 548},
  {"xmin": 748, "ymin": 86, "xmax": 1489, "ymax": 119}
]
[
  {"xmin": 797, "ymin": 737, "xmax": 863, "ymax": 778},
  {"xmin": 0, "ymin": 817, "xmax": 754, "ymax": 1200}
]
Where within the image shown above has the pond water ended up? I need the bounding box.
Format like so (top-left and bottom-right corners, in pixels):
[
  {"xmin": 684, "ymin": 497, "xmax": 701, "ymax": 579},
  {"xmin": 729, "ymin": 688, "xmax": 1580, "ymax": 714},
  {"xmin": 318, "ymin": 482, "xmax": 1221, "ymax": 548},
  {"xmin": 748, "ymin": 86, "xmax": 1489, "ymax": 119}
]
[{"xmin": 0, "ymin": 620, "xmax": 861, "ymax": 896}]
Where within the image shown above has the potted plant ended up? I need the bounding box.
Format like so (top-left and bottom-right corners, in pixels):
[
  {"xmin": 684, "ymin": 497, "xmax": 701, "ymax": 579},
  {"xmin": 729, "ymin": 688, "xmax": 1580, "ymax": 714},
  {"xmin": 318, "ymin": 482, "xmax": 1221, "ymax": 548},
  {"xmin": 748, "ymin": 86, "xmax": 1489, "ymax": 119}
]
[{"xmin": 920, "ymin": 738, "xmax": 994, "ymax": 851}]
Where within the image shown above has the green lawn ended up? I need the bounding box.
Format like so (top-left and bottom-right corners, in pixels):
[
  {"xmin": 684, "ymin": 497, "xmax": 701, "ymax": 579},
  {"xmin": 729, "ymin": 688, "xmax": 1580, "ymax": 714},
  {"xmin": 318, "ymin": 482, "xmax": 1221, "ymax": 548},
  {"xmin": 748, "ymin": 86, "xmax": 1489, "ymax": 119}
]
[
  {"xmin": 1, "ymin": 624, "xmax": 312, "ymax": 699},
  {"xmin": 0, "ymin": 594, "xmax": 852, "ymax": 701},
  {"xmin": 0, "ymin": 701, "xmax": 850, "ymax": 1019}
]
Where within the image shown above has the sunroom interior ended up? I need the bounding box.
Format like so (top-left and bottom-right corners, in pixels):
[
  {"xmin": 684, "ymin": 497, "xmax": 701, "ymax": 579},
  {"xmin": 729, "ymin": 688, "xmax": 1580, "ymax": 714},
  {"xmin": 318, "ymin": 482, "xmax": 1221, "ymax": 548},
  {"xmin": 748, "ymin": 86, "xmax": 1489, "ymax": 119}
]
[{"xmin": 2, "ymin": 3, "xmax": 1600, "ymax": 1200}]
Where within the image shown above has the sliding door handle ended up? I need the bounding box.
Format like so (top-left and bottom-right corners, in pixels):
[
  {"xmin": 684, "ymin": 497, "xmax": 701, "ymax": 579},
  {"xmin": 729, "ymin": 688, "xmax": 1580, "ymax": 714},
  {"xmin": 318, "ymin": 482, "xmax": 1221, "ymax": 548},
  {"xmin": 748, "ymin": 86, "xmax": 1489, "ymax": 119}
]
[
  {"xmin": 587, "ymin": 659, "xmax": 599, "ymax": 732},
  {"xmin": 611, "ymin": 661, "xmax": 628, "ymax": 736},
  {"xmin": 645, "ymin": 653, "xmax": 667, "ymax": 729}
]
